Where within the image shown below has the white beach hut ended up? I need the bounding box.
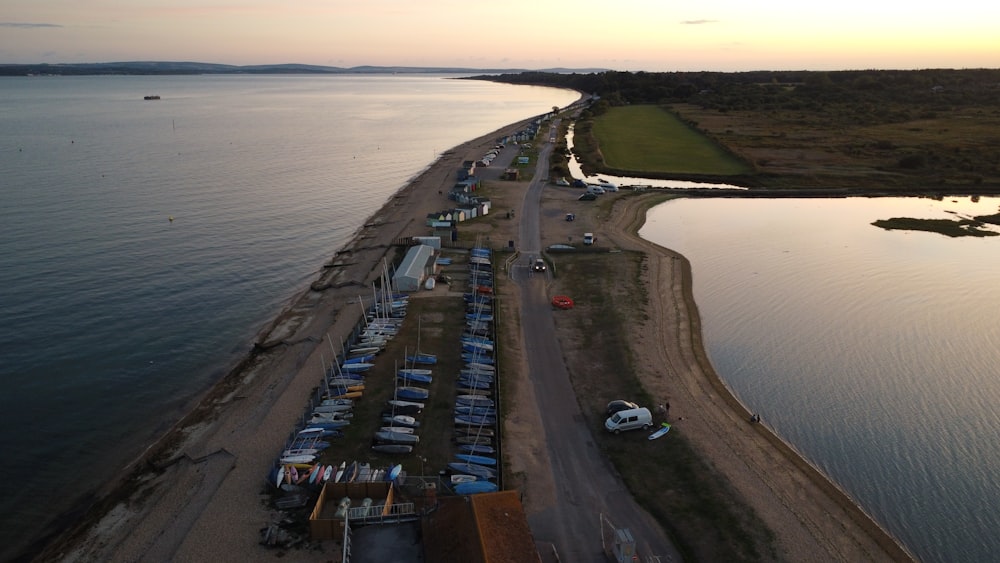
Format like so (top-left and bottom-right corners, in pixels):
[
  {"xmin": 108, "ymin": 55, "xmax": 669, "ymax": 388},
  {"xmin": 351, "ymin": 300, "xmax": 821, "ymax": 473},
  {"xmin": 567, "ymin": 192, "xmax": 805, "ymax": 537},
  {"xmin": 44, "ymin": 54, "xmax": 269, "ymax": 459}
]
[{"xmin": 393, "ymin": 244, "xmax": 435, "ymax": 292}]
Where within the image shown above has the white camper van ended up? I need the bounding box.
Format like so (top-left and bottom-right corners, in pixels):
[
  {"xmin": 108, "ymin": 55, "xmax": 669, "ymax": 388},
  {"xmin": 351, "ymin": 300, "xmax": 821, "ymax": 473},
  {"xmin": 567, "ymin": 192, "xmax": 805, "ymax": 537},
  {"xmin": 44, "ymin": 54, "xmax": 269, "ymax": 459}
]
[
  {"xmin": 604, "ymin": 407, "xmax": 652, "ymax": 434},
  {"xmin": 583, "ymin": 233, "xmax": 595, "ymax": 246}
]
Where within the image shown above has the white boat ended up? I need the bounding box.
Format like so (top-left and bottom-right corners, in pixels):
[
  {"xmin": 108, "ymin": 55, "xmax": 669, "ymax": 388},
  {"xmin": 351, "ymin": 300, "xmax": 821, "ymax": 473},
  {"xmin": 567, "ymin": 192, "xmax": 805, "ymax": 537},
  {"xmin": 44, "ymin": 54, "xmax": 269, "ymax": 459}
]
[
  {"xmin": 398, "ymin": 368, "xmax": 433, "ymax": 376},
  {"xmin": 374, "ymin": 430, "xmax": 420, "ymax": 445},
  {"xmin": 387, "ymin": 399, "xmax": 425, "ymax": 409},
  {"xmin": 320, "ymin": 398, "xmax": 354, "ymax": 407},
  {"xmin": 383, "ymin": 414, "xmax": 420, "ymax": 428},
  {"xmin": 313, "ymin": 403, "xmax": 352, "ymax": 414},
  {"xmin": 380, "ymin": 426, "xmax": 415, "ymax": 434}
]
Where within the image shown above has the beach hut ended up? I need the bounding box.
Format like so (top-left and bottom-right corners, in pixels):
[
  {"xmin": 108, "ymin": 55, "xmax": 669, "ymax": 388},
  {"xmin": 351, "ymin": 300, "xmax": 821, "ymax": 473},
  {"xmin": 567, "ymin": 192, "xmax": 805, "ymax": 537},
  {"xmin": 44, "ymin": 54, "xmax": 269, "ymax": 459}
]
[{"xmin": 393, "ymin": 244, "xmax": 435, "ymax": 292}]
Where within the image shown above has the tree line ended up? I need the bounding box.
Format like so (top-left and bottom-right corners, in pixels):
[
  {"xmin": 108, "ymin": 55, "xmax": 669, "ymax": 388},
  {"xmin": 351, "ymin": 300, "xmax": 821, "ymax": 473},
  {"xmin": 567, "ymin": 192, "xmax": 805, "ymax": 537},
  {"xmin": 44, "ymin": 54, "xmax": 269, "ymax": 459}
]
[{"xmin": 474, "ymin": 68, "xmax": 1000, "ymax": 124}]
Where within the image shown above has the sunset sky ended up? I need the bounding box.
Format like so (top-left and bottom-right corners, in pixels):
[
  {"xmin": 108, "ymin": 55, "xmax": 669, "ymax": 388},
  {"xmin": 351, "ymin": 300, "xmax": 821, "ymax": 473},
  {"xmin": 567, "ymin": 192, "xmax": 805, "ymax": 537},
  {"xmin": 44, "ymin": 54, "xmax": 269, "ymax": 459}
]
[{"xmin": 1, "ymin": 0, "xmax": 996, "ymax": 71}]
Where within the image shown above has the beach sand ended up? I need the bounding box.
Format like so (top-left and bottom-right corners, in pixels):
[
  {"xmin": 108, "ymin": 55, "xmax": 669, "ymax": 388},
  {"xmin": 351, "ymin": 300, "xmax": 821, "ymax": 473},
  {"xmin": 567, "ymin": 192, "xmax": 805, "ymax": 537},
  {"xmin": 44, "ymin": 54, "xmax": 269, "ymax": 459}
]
[{"xmin": 35, "ymin": 117, "xmax": 910, "ymax": 562}]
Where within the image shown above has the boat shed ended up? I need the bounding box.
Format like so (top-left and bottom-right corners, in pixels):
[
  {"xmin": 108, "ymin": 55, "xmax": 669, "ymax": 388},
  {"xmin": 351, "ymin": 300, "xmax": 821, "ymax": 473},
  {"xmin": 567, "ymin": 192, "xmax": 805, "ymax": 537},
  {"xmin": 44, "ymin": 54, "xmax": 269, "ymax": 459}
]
[{"xmin": 393, "ymin": 244, "xmax": 435, "ymax": 292}]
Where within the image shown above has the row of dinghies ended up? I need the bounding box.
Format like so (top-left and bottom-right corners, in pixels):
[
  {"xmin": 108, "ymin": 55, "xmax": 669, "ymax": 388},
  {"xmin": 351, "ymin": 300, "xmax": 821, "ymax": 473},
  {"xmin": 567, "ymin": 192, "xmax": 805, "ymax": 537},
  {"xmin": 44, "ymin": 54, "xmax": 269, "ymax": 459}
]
[{"xmin": 448, "ymin": 246, "xmax": 501, "ymax": 487}]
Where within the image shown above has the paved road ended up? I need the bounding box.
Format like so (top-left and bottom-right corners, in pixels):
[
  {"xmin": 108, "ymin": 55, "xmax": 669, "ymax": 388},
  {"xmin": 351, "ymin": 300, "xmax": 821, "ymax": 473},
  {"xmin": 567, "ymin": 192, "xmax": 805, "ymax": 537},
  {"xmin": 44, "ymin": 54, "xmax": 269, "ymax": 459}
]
[{"xmin": 512, "ymin": 125, "xmax": 681, "ymax": 562}]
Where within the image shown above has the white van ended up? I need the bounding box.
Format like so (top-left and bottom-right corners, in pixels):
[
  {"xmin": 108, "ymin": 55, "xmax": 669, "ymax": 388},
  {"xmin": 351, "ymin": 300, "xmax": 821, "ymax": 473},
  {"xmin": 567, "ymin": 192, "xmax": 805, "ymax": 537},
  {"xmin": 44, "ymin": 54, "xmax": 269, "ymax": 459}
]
[
  {"xmin": 583, "ymin": 233, "xmax": 595, "ymax": 246},
  {"xmin": 605, "ymin": 407, "xmax": 652, "ymax": 434},
  {"xmin": 586, "ymin": 184, "xmax": 605, "ymax": 195}
]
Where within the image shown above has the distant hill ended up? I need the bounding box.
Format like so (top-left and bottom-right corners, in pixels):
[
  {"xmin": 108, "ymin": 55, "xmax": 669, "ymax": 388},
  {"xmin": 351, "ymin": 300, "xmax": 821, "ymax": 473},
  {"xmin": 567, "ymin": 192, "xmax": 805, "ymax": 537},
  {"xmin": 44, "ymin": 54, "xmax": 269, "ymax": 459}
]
[{"xmin": 0, "ymin": 61, "xmax": 609, "ymax": 76}]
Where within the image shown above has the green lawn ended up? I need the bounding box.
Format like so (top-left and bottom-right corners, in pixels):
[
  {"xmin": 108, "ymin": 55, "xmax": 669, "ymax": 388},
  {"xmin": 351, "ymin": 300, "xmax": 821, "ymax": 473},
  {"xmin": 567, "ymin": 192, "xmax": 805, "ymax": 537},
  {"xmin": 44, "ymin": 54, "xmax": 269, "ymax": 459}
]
[{"xmin": 593, "ymin": 105, "xmax": 751, "ymax": 175}]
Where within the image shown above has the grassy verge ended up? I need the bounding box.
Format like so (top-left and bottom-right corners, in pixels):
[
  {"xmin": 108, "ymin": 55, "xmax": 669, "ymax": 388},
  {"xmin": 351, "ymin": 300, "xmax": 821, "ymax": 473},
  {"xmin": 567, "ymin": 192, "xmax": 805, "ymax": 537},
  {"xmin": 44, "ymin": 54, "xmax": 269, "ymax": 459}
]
[
  {"xmin": 543, "ymin": 251, "xmax": 776, "ymax": 562},
  {"xmin": 592, "ymin": 105, "xmax": 752, "ymax": 175}
]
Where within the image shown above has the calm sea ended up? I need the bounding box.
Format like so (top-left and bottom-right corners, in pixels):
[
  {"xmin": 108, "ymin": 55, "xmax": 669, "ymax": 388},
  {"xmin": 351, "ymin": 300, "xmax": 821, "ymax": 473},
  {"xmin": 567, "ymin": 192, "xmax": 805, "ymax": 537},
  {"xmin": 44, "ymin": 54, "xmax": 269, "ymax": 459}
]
[
  {"xmin": 0, "ymin": 74, "xmax": 579, "ymax": 559},
  {"xmin": 640, "ymin": 197, "xmax": 1000, "ymax": 563}
]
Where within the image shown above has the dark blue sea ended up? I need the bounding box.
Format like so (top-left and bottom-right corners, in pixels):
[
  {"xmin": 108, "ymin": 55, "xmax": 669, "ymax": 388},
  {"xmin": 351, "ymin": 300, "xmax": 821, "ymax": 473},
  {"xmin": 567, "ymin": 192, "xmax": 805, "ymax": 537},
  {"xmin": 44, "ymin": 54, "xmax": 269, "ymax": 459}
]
[{"xmin": 0, "ymin": 74, "xmax": 579, "ymax": 559}]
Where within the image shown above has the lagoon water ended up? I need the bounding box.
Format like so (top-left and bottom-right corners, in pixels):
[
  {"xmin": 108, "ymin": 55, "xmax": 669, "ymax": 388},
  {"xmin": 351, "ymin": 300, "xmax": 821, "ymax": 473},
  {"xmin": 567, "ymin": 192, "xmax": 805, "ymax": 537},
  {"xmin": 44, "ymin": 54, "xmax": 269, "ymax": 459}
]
[
  {"xmin": 641, "ymin": 197, "xmax": 1000, "ymax": 563},
  {"xmin": 0, "ymin": 74, "xmax": 579, "ymax": 559}
]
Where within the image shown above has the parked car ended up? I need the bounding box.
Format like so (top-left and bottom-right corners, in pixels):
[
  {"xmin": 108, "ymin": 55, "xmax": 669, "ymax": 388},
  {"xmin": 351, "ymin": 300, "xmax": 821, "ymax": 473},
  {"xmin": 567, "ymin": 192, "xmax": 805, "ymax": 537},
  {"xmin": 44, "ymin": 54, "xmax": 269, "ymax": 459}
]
[
  {"xmin": 583, "ymin": 233, "xmax": 595, "ymax": 245},
  {"xmin": 605, "ymin": 407, "xmax": 653, "ymax": 434},
  {"xmin": 577, "ymin": 193, "xmax": 597, "ymax": 201},
  {"xmin": 606, "ymin": 400, "xmax": 639, "ymax": 416},
  {"xmin": 532, "ymin": 258, "xmax": 546, "ymax": 272},
  {"xmin": 565, "ymin": 213, "xmax": 575, "ymax": 221},
  {"xmin": 572, "ymin": 179, "xmax": 587, "ymax": 188}
]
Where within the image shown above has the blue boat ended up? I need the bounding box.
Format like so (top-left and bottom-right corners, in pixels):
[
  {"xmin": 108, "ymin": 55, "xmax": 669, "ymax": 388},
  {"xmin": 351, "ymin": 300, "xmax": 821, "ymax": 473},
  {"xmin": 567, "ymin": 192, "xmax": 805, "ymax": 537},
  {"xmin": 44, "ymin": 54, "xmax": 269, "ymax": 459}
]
[
  {"xmin": 455, "ymin": 405, "xmax": 497, "ymax": 417},
  {"xmin": 448, "ymin": 462, "xmax": 496, "ymax": 480},
  {"xmin": 343, "ymin": 354, "xmax": 374, "ymax": 364},
  {"xmin": 305, "ymin": 419, "xmax": 350, "ymax": 430},
  {"xmin": 456, "ymin": 379, "xmax": 492, "ymax": 390},
  {"xmin": 397, "ymin": 372, "xmax": 433, "ymax": 384},
  {"xmin": 405, "ymin": 353, "xmax": 437, "ymax": 365},
  {"xmin": 455, "ymin": 453, "xmax": 497, "ymax": 466},
  {"xmin": 454, "ymin": 480, "xmax": 499, "ymax": 495},
  {"xmin": 396, "ymin": 386, "xmax": 430, "ymax": 400},
  {"xmin": 455, "ymin": 414, "xmax": 497, "ymax": 426},
  {"xmin": 461, "ymin": 354, "xmax": 493, "ymax": 365},
  {"xmin": 456, "ymin": 394, "xmax": 494, "ymax": 407},
  {"xmin": 459, "ymin": 443, "xmax": 495, "ymax": 455}
]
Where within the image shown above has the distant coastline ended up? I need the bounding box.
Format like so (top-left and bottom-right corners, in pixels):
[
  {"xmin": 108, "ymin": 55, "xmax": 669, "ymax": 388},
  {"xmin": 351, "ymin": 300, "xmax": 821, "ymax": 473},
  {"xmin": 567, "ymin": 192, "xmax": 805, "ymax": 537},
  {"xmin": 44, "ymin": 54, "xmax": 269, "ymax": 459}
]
[{"xmin": 0, "ymin": 61, "xmax": 609, "ymax": 77}]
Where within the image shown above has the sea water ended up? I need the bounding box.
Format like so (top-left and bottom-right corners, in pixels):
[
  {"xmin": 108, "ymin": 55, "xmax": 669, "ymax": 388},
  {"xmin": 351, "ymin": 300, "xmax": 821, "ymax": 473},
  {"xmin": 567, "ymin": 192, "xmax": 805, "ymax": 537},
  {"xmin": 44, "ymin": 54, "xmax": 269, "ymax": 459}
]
[
  {"xmin": 640, "ymin": 197, "xmax": 1000, "ymax": 563},
  {"xmin": 0, "ymin": 74, "xmax": 578, "ymax": 559}
]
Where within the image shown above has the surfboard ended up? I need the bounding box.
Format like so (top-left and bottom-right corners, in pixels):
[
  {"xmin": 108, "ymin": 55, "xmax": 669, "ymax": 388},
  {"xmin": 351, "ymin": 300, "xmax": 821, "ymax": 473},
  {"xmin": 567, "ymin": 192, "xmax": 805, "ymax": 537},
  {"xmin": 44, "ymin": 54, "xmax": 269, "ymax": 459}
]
[
  {"xmin": 275, "ymin": 465, "xmax": 286, "ymax": 488},
  {"xmin": 334, "ymin": 461, "xmax": 346, "ymax": 483},
  {"xmin": 322, "ymin": 465, "xmax": 334, "ymax": 483},
  {"xmin": 648, "ymin": 422, "xmax": 672, "ymax": 440}
]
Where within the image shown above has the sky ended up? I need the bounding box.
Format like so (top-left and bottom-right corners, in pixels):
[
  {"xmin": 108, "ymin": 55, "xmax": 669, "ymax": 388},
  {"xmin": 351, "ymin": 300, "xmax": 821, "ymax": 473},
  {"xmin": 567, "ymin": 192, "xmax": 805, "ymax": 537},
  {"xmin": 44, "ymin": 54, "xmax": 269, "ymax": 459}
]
[{"xmin": 1, "ymin": 0, "xmax": 997, "ymax": 72}]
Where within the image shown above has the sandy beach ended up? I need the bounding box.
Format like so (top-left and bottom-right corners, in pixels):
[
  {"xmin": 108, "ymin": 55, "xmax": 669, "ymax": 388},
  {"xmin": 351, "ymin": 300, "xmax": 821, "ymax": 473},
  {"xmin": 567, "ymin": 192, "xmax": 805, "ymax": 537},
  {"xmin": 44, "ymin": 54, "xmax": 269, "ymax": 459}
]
[{"xmin": 36, "ymin": 115, "xmax": 911, "ymax": 562}]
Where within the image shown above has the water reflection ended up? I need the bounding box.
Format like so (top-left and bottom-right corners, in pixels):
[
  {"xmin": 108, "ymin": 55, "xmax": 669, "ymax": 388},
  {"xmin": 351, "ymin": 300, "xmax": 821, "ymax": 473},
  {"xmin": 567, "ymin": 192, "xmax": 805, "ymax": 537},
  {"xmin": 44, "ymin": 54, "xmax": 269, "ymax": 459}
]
[{"xmin": 638, "ymin": 196, "xmax": 1000, "ymax": 563}]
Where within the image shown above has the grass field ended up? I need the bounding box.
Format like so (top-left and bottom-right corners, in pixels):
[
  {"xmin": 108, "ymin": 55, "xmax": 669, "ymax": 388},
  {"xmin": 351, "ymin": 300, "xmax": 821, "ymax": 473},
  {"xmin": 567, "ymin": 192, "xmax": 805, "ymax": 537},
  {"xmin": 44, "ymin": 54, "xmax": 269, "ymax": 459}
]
[{"xmin": 592, "ymin": 105, "xmax": 752, "ymax": 175}]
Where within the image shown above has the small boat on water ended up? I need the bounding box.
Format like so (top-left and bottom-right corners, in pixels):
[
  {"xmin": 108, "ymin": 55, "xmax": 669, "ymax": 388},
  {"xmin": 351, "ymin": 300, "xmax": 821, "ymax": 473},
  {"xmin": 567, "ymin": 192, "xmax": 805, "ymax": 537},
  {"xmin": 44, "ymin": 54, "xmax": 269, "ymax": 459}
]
[{"xmin": 143, "ymin": 95, "xmax": 161, "ymax": 100}]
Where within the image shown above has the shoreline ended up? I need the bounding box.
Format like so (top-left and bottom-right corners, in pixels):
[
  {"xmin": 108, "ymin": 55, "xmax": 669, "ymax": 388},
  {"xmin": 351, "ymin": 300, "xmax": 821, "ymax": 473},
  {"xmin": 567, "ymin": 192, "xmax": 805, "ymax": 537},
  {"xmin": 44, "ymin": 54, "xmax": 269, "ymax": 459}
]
[
  {"xmin": 32, "ymin": 117, "xmax": 540, "ymax": 562},
  {"xmin": 34, "ymin": 113, "xmax": 910, "ymax": 562},
  {"xmin": 604, "ymin": 192, "xmax": 914, "ymax": 561}
]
